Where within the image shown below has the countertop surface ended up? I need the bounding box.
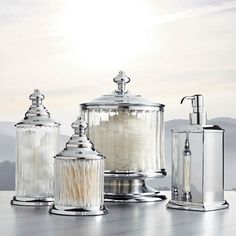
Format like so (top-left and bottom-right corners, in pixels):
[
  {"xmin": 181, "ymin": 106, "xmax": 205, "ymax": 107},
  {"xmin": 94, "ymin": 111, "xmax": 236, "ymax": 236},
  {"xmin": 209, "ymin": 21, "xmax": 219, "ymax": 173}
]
[{"xmin": 0, "ymin": 191, "xmax": 236, "ymax": 236}]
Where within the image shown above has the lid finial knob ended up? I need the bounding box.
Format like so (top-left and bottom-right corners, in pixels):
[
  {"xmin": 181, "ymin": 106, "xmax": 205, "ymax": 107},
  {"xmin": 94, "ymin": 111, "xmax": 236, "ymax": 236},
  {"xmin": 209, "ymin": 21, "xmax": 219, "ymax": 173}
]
[
  {"xmin": 71, "ymin": 116, "xmax": 88, "ymax": 136},
  {"xmin": 29, "ymin": 89, "xmax": 45, "ymax": 106},
  {"xmin": 65, "ymin": 116, "xmax": 97, "ymax": 151},
  {"xmin": 113, "ymin": 71, "xmax": 130, "ymax": 95},
  {"xmin": 16, "ymin": 89, "xmax": 60, "ymax": 126}
]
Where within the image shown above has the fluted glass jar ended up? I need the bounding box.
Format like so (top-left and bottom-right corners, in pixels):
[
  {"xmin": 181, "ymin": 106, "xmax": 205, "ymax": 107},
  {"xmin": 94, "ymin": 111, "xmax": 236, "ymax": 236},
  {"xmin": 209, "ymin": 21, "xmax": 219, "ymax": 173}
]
[
  {"xmin": 49, "ymin": 117, "xmax": 108, "ymax": 216},
  {"xmin": 11, "ymin": 89, "xmax": 60, "ymax": 206},
  {"xmin": 81, "ymin": 71, "xmax": 166, "ymax": 202}
]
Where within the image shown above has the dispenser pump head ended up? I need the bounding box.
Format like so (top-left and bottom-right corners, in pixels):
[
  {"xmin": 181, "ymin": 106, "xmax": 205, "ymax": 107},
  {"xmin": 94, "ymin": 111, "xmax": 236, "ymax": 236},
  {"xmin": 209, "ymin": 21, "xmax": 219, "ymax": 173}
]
[{"xmin": 181, "ymin": 94, "xmax": 207, "ymax": 125}]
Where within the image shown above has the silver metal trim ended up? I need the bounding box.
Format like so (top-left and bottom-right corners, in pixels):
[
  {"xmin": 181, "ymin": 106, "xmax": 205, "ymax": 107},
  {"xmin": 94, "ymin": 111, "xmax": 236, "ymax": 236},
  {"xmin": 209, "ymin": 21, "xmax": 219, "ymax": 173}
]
[
  {"xmin": 80, "ymin": 71, "xmax": 165, "ymax": 110},
  {"xmin": 55, "ymin": 117, "xmax": 105, "ymax": 160},
  {"xmin": 16, "ymin": 89, "xmax": 60, "ymax": 127},
  {"xmin": 16, "ymin": 121, "xmax": 60, "ymax": 127},
  {"xmin": 80, "ymin": 104, "xmax": 164, "ymax": 111},
  {"xmin": 166, "ymin": 200, "xmax": 229, "ymax": 212},
  {"xmin": 104, "ymin": 179, "xmax": 167, "ymax": 203},
  {"xmin": 49, "ymin": 204, "xmax": 108, "ymax": 216},
  {"xmin": 105, "ymin": 194, "xmax": 167, "ymax": 203},
  {"xmin": 55, "ymin": 154, "xmax": 104, "ymax": 160},
  {"xmin": 172, "ymin": 125, "xmax": 224, "ymax": 133},
  {"xmin": 181, "ymin": 94, "xmax": 207, "ymax": 126},
  {"xmin": 105, "ymin": 169, "xmax": 167, "ymax": 179},
  {"xmin": 11, "ymin": 196, "xmax": 53, "ymax": 207},
  {"xmin": 113, "ymin": 71, "xmax": 130, "ymax": 95}
]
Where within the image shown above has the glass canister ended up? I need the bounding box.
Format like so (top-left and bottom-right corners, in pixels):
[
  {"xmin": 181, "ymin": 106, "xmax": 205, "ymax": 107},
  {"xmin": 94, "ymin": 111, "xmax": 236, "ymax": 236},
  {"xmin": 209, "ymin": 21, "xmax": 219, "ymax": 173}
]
[
  {"xmin": 80, "ymin": 71, "xmax": 166, "ymax": 202},
  {"xmin": 49, "ymin": 117, "xmax": 108, "ymax": 216},
  {"xmin": 11, "ymin": 89, "xmax": 60, "ymax": 206}
]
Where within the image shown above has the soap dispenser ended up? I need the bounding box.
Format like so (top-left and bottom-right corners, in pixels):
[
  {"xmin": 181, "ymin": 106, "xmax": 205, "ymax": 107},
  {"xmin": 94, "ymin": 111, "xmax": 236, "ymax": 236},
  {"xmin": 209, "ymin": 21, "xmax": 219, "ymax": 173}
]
[{"xmin": 167, "ymin": 94, "xmax": 229, "ymax": 211}]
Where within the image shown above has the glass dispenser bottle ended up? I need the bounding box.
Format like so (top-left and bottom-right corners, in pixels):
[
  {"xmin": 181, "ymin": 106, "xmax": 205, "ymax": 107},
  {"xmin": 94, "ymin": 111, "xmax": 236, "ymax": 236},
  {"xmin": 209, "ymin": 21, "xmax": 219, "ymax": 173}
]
[
  {"xmin": 167, "ymin": 94, "xmax": 229, "ymax": 211},
  {"xmin": 49, "ymin": 117, "xmax": 108, "ymax": 216},
  {"xmin": 11, "ymin": 89, "xmax": 60, "ymax": 206},
  {"xmin": 80, "ymin": 71, "xmax": 166, "ymax": 202}
]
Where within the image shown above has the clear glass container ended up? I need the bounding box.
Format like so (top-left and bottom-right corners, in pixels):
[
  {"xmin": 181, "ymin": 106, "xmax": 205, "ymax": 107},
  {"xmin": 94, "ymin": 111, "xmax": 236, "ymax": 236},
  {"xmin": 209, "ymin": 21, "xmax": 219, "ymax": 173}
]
[
  {"xmin": 80, "ymin": 71, "xmax": 166, "ymax": 202},
  {"xmin": 16, "ymin": 125, "xmax": 59, "ymax": 198},
  {"xmin": 82, "ymin": 109, "xmax": 164, "ymax": 172},
  {"xmin": 167, "ymin": 95, "xmax": 229, "ymax": 211},
  {"xmin": 49, "ymin": 117, "xmax": 108, "ymax": 216},
  {"xmin": 11, "ymin": 89, "xmax": 60, "ymax": 206}
]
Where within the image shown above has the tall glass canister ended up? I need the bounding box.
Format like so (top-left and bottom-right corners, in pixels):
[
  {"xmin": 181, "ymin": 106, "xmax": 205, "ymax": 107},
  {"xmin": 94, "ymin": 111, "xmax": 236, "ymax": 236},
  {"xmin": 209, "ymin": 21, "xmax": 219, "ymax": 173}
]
[
  {"xmin": 81, "ymin": 71, "xmax": 166, "ymax": 202},
  {"xmin": 11, "ymin": 89, "xmax": 60, "ymax": 206},
  {"xmin": 49, "ymin": 117, "xmax": 108, "ymax": 216}
]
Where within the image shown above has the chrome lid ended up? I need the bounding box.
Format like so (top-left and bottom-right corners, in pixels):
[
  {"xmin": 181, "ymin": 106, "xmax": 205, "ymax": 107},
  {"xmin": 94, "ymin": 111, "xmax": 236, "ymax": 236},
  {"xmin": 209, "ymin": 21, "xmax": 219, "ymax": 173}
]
[
  {"xmin": 16, "ymin": 89, "xmax": 60, "ymax": 127},
  {"xmin": 55, "ymin": 117, "xmax": 104, "ymax": 160},
  {"xmin": 80, "ymin": 71, "xmax": 165, "ymax": 111}
]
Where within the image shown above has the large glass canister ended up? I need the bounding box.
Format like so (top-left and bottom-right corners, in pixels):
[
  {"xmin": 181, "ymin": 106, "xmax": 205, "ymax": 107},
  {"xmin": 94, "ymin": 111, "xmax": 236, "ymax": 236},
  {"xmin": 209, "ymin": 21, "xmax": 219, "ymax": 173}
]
[
  {"xmin": 167, "ymin": 95, "xmax": 229, "ymax": 211},
  {"xmin": 11, "ymin": 89, "xmax": 60, "ymax": 206},
  {"xmin": 49, "ymin": 117, "xmax": 108, "ymax": 216},
  {"xmin": 80, "ymin": 71, "xmax": 166, "ymax": 202}
]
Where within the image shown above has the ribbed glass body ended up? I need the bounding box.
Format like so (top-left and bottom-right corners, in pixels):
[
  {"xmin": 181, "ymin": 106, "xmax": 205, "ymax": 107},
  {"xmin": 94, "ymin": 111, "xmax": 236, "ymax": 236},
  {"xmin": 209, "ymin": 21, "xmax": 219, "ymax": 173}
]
[
  {"xmin": 16, "ymin": 125, "xmax": 59, "ymax": 198},
  {"xmin": 82, "ymin": 109, "xmax": 164, "ymax": 172},
  {"xmin": 54, "ymin": 158, "xmax": 104, "ymax": 208}
]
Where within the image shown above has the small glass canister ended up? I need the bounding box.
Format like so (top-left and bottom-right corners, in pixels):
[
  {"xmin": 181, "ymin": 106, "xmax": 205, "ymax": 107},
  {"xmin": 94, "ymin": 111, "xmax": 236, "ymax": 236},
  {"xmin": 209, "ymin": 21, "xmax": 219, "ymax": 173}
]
[
  {"xmin": 49, "ymin": 117, "xmax": 108, "ymax": 216},
  {"xmin": 80, "ymin": 71, "xmax": 166, "ymax": 202},
  {"xmin": 11, "ymin": 89, "xmax": 60, "ymax": 206}
]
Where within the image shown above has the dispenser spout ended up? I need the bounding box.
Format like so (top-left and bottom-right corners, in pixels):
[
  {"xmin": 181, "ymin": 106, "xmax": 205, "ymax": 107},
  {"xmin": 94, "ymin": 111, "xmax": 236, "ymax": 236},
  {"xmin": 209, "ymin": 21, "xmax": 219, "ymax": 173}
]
[{"xmin": 181, "ymin": 94, "xmax": 207, "ymax": 125}]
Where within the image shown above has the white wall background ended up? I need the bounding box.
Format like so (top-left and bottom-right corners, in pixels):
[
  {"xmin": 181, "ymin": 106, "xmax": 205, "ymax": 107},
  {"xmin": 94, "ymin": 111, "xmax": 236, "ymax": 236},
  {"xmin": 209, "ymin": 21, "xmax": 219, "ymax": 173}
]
[{"xmin": 0, "ymin": 0, "xmax": 236, "ymax": 135}]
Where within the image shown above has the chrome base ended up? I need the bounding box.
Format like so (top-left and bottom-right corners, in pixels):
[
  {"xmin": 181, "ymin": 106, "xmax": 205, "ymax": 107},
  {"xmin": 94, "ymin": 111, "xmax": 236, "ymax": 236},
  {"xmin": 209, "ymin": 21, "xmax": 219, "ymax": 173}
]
[
  {"xmin": 166, "ymin": 200, "xmax": 229, "ymax": 212},
  {"xmin": 49, "ymin": 204, "xmax": 108, "ymax": 216},
  {"xmin": 104, "ymin": 179, "xmax": 166, "ymax": 202},
  {"xmin": 11, "ymin": 196, "xmax": 53, "ymax": 207}
]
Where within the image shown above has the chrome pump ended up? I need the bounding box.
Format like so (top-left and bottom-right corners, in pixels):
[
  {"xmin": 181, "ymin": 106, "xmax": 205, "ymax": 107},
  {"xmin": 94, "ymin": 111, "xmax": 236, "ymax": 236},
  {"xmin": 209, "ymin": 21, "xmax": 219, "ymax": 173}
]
[{"xmin": 181, "ymin": 94, "xmax": 207, "ymax": 125}]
